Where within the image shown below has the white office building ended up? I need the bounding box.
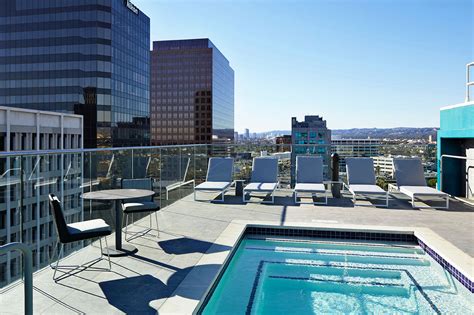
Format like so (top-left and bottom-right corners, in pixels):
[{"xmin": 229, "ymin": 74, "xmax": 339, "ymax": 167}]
[
  {"xmin": 0, "ymin": 107, "xmax": 83, "ymax": 287},
  {"xmin": 331, "ymin": 138, "xmax": 381, "ymax": 170}
]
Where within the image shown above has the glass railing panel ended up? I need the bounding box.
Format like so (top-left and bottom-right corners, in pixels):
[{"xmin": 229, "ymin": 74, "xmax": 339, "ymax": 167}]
[{"xmin": 0, "ymin": 156, "xmax": 22, "ymax": 288}]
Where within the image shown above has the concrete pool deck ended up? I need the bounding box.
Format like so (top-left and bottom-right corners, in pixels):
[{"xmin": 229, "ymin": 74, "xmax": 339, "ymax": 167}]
[{"xmin": 1, "ymin": 190, "xmax": 473, "ymax": 314}]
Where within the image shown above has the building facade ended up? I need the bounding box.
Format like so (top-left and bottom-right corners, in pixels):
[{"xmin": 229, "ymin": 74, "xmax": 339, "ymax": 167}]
[
  {"xmin": 0, "ymin": 0, "xmax": 150, "ymax": 148},
  {"xmin": 291, "ymin": 115, "xmax": 331, "ymax": 183},
  {"xmin": 150, "ymin": 39, "xmax": 234, "ymax": 145},
  {"xmin": 373, "ymin": 156, "xmax": 395, "ymax": 177},
  {"xmin": 331, "ymin": 138, "xmax": 381, "ymax": 170},
  {"xmin": 0, "ymin": 107, "xmax": 83, "ymax": 288}
]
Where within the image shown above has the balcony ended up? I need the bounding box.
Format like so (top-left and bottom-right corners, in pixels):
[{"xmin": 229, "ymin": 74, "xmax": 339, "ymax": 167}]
[{"xmin": 0, "ymin": 144, "xmax": 472, "ymax": 314}]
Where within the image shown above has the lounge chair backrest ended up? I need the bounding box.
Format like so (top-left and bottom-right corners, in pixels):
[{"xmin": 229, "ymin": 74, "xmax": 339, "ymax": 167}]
[
  {"xmin": 206, "ymin": 157, "xmax": 234, "ymax": 182},
  {"xmin": 121, "ymin": 178, "xmax": 154, "ymax": 203},
  {"xmin": 296, "ymin": 156, "xmax": 323, "ymax": 184},
  {"xmin": 393, "ymin": 158, "xmax": 426, "ymax": 187},
  {"xmin": 251, "ymin": 157, "xmax": 278, "ymax": 183},
  {"xmin": 161, "ymin": 156, "xmax": 190, "ymax": 182},
  {"xmin": 346, "ymin": 158, "xmax": 376, "ymax": 185},
  {"xmin": 48, "ymin": 194, "xmax": 71, "ymax": 243}
]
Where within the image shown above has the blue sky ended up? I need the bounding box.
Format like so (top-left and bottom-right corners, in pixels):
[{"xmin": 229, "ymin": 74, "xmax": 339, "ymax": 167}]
[{"xmin": 134, "ymin": 0, "xmax": 473, "ymax": 132}]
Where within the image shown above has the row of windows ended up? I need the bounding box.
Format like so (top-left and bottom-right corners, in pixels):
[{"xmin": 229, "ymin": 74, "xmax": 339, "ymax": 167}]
[
  {"xmin": 152, "ymin": 90, "xmax": 211, "ymax": 98},
  {"xmin": 0, "ymin": 44, "xmax": 111, "ymax": 58},
  {"xmin": 0, "ymin": 20, "xmax": 111, "ymax": 34},
  {"xmin": 0, "ymin": 60, "xmax": 109, "ymax": 72},
  {"xmin": 0, "ymin": 70, "xmax": 111, "ymax": 80},
  {"xmin": 0, "ymin": 53, "xmax": 111, "ymax": 64}
]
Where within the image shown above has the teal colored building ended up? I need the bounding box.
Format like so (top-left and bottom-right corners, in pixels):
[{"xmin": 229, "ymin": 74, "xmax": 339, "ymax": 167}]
[{"xmin": 437, "ymin": 101, "xmax": 474, "ymax": 198}]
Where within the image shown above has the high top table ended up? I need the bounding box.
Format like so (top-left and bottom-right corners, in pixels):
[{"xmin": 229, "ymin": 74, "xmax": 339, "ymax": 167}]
[{"xmin": 81, "ymin": 188, "xmax": 155, "ymax": 256}]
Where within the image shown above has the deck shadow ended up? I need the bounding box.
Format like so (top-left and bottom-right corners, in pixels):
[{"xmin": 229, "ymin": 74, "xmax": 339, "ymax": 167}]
[
  {"xmin": 158, "ymin": 237, "xmax": 231, "ymax": 255},
  {"xmin": 100, "ymin": 264, "xmax": 222, "ymax": 313}
]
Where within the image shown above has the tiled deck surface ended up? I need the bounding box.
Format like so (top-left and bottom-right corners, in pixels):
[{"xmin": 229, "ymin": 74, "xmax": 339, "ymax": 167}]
[{"xmin": 1, "ymin": 190, "xmax": 473, "ymax": 314}]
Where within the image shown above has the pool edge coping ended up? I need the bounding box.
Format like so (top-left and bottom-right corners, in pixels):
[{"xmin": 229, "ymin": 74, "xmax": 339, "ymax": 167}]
[{"xmin": 156, "ymin": 221, "xmax": 474, "ymax": 314}]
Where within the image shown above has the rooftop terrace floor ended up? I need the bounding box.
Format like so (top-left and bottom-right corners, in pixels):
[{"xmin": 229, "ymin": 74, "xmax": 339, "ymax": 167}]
[{"xmin": 2, "ymin": 190, "xmax": 473, "ymax": 314}]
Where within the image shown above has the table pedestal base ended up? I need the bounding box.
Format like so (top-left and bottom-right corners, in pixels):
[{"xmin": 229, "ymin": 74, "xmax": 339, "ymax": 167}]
[{"xmin": 102, "ymin": 244, "xmax": 138, "ymax": 257}]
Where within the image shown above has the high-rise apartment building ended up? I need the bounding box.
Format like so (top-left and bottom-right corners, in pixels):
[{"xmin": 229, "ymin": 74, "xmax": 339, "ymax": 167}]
[
  {"xmin": 291, "ymin": 115, "xmax": 331, "ymax": 183},
  {"xmin": 0, "ymin": 107, "xmax": 83, "ymax": 287},
  {"xmin": 150, "ymin": 39, "xmax": 234, "ymax": 145},
  {"xmin": 0, "ymin": 0, "xmax": 150, "ymax": 148}
]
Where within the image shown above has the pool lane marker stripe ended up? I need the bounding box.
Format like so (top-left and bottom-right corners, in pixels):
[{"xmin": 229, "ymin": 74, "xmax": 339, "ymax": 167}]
[
  {"xmin": 268, "ymin": 275, "xmax": 405, "ymax": 287},
  {"xmin": 246, "ymin": 237, "xmax": 422, "ymax": 250},
  {"xmin": 244, "ymin": 246, "xmax": 426, "ymax": 261},
  {"xmin": 246, "ymin": 260, "xmax": 441, "ymax": 315}
]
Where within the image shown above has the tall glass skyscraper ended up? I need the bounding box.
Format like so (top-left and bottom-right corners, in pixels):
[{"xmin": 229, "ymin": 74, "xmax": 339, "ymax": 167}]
[
  {"xmin": 151, "ymin": 39, "xmax": 234, "ymax": 145},
  {"xmin": 0, "ymin": 0, "xmax": 150, "ymax": 148}
]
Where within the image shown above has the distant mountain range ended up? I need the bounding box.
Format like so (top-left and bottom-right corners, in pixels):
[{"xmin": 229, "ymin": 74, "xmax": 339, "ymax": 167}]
[
  {"xmin": 254, "ymin": 127, "xmax": 438, "ymax": 140},
  {"xmin": 331, "ymin": 127, "xmax": 438, "ymax": 140}
]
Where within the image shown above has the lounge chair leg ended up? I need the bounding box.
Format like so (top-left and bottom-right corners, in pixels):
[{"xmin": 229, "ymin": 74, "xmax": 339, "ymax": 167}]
[
  {"xmin": 325, "ymin": 194, "xmax": 328, "ymax": 205},
  {"xmin": 194, "ymin": 190, "xmax": 196, "ymax": 201},
  {"xmin": 124, "ymin": 213, "xmax": 129, "ymax": 241},
  {"xmin": 412, "ymin": 196, "xmax": 415, "ymax": 208},
  {"xmin": 104, "ymin": 236, "xmax": 112, "ymax": 270},
  {"xmin": 446, "ymin": 196, "xmax": 449, "ymax": 209},
  {"xmin": 221, "ymin": 190, "xmax": 225, "ymax": 202},
  {"xmin": 294, "ymin": 192, "xmax": 298, "ymax": 204},
  {"xmin": 52, "ymin": 243, "xmax": 64, "ymax": 282}
]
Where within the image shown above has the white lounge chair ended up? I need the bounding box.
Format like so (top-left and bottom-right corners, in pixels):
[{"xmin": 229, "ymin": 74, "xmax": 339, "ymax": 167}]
[
  {"xmin": 294, "ymin": 156, "xmax": 327, "ymax": 205},
  {"xmin": 243, "ymin": 157, "xmax": 279, "ymax": 204},
  {"xmin": 391, "ymin": 158, "xmax": 449, "ymax": 209},
  {"xmin": 194, "ymin": 157, "xmax": 234, "ymax": 202},
  {"xmin": 344, "ymin": 157, "xmax": 389, "ymax": 207}
]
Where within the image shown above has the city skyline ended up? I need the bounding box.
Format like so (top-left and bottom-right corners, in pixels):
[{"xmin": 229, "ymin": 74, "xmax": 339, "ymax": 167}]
[{"xmin": 135, "ymin": 0, "xmax": 473, "ymax": 132}]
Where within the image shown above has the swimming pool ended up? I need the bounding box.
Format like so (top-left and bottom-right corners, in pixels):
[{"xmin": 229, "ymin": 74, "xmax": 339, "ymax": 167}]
[{"xmin": 199, "ymin": 232, "xmax": 473, "ymax": 314}]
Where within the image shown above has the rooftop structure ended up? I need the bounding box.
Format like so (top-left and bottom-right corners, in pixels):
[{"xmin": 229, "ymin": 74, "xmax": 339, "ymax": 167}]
[
  {"xmin": 0, "ymin": 142, "xmax": 472, "ymax": 314},
  {"xmin": 438, "ymin": 62, "xmax": 474, "ymax": 201}
]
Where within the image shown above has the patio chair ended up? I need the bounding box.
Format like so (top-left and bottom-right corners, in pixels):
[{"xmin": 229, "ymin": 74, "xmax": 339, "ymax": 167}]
[
  {"xmin": 294, "ymin": 156, "xmax": 327, "ymax": 205},
  {"xmin": 194, "ymin": 157, "xmax": 234, "ymax": 202},
  {"xmin": 243, "ymin": 157, "xmax": 279, "ymax": 204},
  {"xmin": 154, "ymin": 155, "xmax": 194, "ymax": 200},
  {"xmin": 391, "ymin": 158, "xmax": 449, "ymax": 209},
  {"xmin": 344, "ymin": 157, "xmax": 389, "ymax": 207},
  {"xmin": 48, "ymin": 194, "xmax": 112, "ymax": 282},
  {"xmin": 121, "ymin": 178, "xmax": 160, "ymax": 240}
]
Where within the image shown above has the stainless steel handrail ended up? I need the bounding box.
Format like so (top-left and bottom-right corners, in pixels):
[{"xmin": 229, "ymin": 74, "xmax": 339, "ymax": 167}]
[
  {"xmin": 439, "ymin": 154, "xmax": 474, "ymax": 193},
  {"xmin": 466, "ymin": 62, "xmax": 474, "ymax": 102},
  {"xmin": 0, "ymin": 242, "xmax": 33, "ymax": 315}
]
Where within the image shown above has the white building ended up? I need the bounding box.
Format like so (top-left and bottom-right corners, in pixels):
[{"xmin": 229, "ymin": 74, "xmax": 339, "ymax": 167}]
[
  {"xmin": 0, "ymin": 107, "xmax": 83, "ymax": 287},
  {"xmin": 331, "ymin": 138, "xmax": 381, "ymax": 170},
  {"xmin": 373, "ymin": 156, "xmax": 395, "ymax": 177}
]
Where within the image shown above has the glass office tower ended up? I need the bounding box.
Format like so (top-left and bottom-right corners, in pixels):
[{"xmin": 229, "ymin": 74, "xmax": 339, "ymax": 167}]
[
  {"xmin": 151, "ymin": 39, "xmax": 234, "ymax": 145},
  {"xmin": 0, "ymin": 0, "xmax": 150, "ymax": 148}
]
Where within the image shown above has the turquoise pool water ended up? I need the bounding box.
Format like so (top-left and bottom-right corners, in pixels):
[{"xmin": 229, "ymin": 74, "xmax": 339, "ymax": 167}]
[{"xmin": 201, "ymin": 236, "xmax": 473, "ymax": 314}]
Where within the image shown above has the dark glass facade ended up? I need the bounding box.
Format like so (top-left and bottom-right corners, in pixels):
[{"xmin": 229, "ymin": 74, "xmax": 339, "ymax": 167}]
[
  {"xmin": 0, "ymin": 0, "xmax": 150, "ymax": 148},
  {"xmin": 151, "ymin": 39, "xmax": 234, "ymax": 145}
]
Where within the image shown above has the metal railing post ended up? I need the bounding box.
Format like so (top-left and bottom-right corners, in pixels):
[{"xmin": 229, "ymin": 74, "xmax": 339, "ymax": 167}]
[{"xmin": 0, "ymin": 242, "xmax": 33, "ymax": 315}]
